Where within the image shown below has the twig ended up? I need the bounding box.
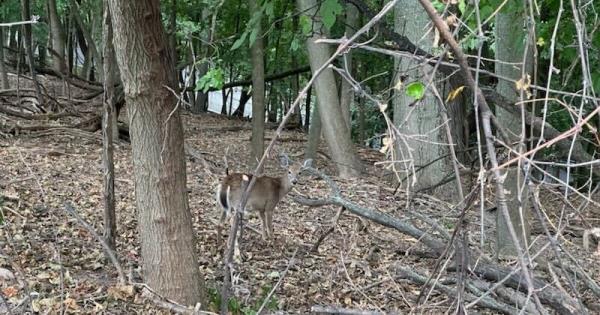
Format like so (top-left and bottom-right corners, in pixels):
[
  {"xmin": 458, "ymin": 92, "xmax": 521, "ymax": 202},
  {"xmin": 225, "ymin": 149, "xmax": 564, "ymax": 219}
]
[
  {"xmin": 311, "ymin": 305, "xmax": 384, "ymax": 315},
  {"xmin": 140, "ymin": 286, "xmax": 217, "ymax": 315},
  {"xmin": 63, "ymin": 202, "xmax": 126, "ymax": 284},
  {"xmin": 256, "ymin": 248, "xmax": 299, "ymax": 314},
  {"xmin": 311, "ymin": 206, "xmax": 345, "ymax": 252}
]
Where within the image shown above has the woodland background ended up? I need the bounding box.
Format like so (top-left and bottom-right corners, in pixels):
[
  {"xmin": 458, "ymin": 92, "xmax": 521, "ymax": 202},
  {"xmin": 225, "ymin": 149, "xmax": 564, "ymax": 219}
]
[{"xmin": 0, "ymin": 0, "xmax": 599, "ymax": 314}]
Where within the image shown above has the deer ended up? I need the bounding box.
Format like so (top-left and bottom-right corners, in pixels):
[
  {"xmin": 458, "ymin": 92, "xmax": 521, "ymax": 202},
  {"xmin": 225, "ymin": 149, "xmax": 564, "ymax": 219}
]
[{"xmin": 216, "ymin": 155, "xmax": 312, "ymax": 240}]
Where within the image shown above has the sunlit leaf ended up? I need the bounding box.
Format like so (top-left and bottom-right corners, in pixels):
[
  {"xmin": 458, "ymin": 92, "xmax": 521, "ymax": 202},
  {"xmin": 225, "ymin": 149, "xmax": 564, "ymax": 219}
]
[
  {"xmin": 445, "ymin": 85, "xmax": 465, "ymax": 102},
  {"xmin": 319, "ymin": 0, "xmax": 342, "ymax": 30},
  {"xmin": 406, "ymin": 82, "xmax": 426, "ymax": 100}
]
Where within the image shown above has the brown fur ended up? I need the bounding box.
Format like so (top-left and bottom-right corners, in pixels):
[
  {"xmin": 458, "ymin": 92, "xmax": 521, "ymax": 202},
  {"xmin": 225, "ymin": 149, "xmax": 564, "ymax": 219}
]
[{"xmin": 216, "ymin": 163, "xmax": 303, "ymax": 239}]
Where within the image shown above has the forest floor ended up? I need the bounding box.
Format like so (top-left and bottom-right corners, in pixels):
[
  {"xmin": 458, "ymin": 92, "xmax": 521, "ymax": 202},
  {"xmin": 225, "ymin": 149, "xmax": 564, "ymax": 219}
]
[{"xmin": 1, "ymin": 82, "xmax": 600, "ymax": 314}]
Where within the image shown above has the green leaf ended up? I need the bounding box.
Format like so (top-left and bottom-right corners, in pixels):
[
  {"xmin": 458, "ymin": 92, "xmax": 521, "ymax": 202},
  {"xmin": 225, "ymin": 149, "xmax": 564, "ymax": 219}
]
[
  {"xmin": 319, "ymin": 0, "xmax": 342, "ymax": 30},
  {"xmin": 406, "ymin": 82, "xmax": 426, "ymax": 100},
  {"xmin": 300, "ymin": 15, "xmax": 312, "ymax": 35},
  {"xmin": 264, "ymin": 1, "xmax": 274, "ymax": 18},
  {"xmin": 290, "ymin": 37, "xmax": 300, "ymax": 51},
  {"xmin": 195, "ymin": 68, "xmax": 224, "ymax": 92},
  {"xmin": 231, "ymin": 32, "xmax": 248, "ymax": 50},
  {"xmin": 249, "ymin": 27, "xmax": 259, "ymax": 47},
  {"xmin": 458, "ymin": 0, "xmax": 466, "ymax": 14}
]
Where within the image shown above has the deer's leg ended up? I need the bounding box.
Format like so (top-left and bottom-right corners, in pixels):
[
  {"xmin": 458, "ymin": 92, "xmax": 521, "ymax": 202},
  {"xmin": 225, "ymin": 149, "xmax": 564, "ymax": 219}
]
[
  {"xmin": 258, "ymin": 209, "xmax": 268, "ymax": 240},
  {"xmin": 265, "ymin": 209, "xmax": 274, "ymax": 239}
]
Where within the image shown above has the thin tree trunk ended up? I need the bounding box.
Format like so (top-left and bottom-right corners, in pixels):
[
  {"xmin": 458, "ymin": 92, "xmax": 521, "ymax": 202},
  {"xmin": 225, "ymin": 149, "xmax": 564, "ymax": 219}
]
[
  {"xmin": 0, "ymin": 27, "xmax": 9, "ymax": 89},
  {"xmin": 66, "ymin": 18, "xmax": 74, "ymax": 74},
  {"xmin": 305, "ymin": 101, "xmax": 322, "ymax": 160},
  {"xmin": 107, "ymin": 0, "xmax": 205, "ymax": 305},
  {"xmin": 101, "ymin": 0, "xmax": 117, "ymax": 251},
  {"xmin": 70, "ymin": 0, "xmax": 103, "ymax": 81},
  {"xmin": 494, "ymin": 4, "xmax": 533, "ymax": 258},
  {"xmin": 221, "ymin": 89, "xmax": 228, "ymax": 115},
  {"xmin": 304, "ymin": 86, "xmax": 312, "ymax": 131},
  {"xmin": 358, "ymin": 95, "xmax": 366, "ymax": 143},
  {"xmin": 339, "ymin": 2, "xmax": 359, "ymax": 130},
  {"xmin": 297, "ymin": 0, "xmax": 363, "ymax": 178},
  {"xmin": 20, "ymin": 0, "xmax": 43, "ymax": 106},
  {"xmin": 249, "ymin": 0, "xmax": 265, "ymax": 168},
  {"xmin": 48, "ymin": 0, "xmax": 67, "ymax": 73}
]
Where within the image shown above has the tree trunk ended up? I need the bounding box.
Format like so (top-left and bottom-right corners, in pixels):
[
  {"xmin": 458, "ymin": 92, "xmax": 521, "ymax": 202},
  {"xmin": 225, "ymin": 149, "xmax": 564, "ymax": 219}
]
[
  {"xmin": 221, "ymin": 89, "xmax": 228, "ymax": 115},
  {"xmin": 494, "ymin": 3, "xmax": 532, "ymax": 258},
  {"xmin": 339, "ymin": 2, "xmax": 359, "ymax": 130},
  {"xmin": 107, "ymin": 0, "xmax": 205, "ymax": 306},
  {"xmin": 267, "ymin": 91, "xmax": 278, "ymax": 123},
  {"xmin": 102, "ymin": 0, "xmax": 118, "ymax": 252},
  {"xmin": 232, "ymin": 87, "xmax": 250, "ymax": 117},
  {"xmin": 48, "ymin": 0, "xmax": 67, "ymax": 73},
  {"xmin": 358, "ymin": 95, "xmax": 366, "ymax": 144},
  {"xmin": 305, "ymin": 100, "xmax": 322, "ymax": 160},
  {"xmin": 21, "ymin": 0, "xmax": 43, "ymax": 106},
  {"xmin": 66, "ymin": 18, "xmax": 74, "ymax": 74},
  {"xmin": 169, "ymin": 0, "xmax": 177, "ymax": 59},
  {"xmin": 71, "ymin": 0, "xmax": 103, "ymax": 81},
  {"xmin": 304, "ymin": 85, "xmax": 312, "ymax": 131},
  {"xmin": 392, "ymin": 0, "xmax": 455, "ymax": 195},
  {"xmin": 192, "ymin": 7, "xmax": 211, "ymax": 113},
  {"xmin": 0, "ymin": 27, "xmax": 9, "ymax": 89},
  {"xmin": 296, "ymin": 0, "xmax": 362, "ymax": 178},
  {"xmin": 249, "ymin": 0, "xmax": 266, "ymax": 168}
]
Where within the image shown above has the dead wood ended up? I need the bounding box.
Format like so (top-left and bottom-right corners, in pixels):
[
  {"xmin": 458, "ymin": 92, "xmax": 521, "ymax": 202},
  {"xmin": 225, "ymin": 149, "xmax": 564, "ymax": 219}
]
[
  {"xmin": 462, "ymin": 263, "xmax": 581, "ymax": 315},
  {"xmin": 396, "ymin": 266, "xmax": 518, "ymax": 314},
  {"xmin": 0, "ymin": 105, "xmax": 77, "ymax": 120},
  {"xmin": 295, "ymin": 166, "xmax": 587, "ymax": 314}
]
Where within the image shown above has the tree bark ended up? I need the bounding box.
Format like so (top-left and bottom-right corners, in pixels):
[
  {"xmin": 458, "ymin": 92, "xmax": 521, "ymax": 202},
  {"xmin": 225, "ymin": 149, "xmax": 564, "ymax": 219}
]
[
  {"xmin": 48, "ymin": 0, "xmax": 67, "ymax": 73},
  {"xmin": 339, "ymin": 2, "xmax": 359, "ymax": 130},
  {"xmin": 107, "ymin": 0, "xmax": 205, "ymax": 306},
  {"xmin": 494, "ymin": 2, "xmax": 532, "ymax": 258},
  {"xmin": 297, "ymin": 0, "xmax": 363, "ymax": 178},
  {"xmin": 392, "ymin": 0, "xmax": 456, "ymax": 196},
  {"xmin": 249, "ymin": 0, "xmax": 266, "ymax": 168},
  {"xmin": 305, "ymin": 100, "xmax": 322, "ymax": 160},
  {"xmin": 0, "ymin": 27, "xmax": 9, "ymax": 89},
  {"xmin": 101, "ymin": 0, "xmax": 117, "ymax": 252}
]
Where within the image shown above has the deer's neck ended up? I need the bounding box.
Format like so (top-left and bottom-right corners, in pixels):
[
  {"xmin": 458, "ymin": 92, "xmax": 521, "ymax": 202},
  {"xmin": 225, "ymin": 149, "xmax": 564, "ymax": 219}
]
[{"xmin": 279, "ymin": 175, "xmax": 293, "ymax": 197}]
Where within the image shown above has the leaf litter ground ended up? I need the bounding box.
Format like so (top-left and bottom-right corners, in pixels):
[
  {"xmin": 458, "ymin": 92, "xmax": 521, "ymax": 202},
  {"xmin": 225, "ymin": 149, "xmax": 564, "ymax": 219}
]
[{"xmin": 1, "ymin": 112, "xmax": 599, "ymax": 314}]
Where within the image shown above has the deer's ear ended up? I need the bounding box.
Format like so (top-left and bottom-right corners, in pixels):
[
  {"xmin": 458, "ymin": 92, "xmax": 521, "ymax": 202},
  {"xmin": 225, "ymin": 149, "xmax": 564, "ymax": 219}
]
[
  {"xmin": 279, "ymin": 154, "xmax": 290, "ymax": 167},
  {"xmin": 303, "ymin": 159, "xmax": 313, "ymax": 168}
]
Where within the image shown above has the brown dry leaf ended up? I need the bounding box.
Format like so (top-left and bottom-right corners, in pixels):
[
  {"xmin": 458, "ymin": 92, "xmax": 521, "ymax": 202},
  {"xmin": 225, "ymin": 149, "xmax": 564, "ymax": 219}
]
[
  {"xmin": 344, "ymin": 296, "xmax": 352, "ymax": 305},
  {"xmin": 64, "ymin": 297, "xmax": 81, "ymax": 311},
  {"xmin": 446, "ymin": 14, "xmax": 458, "ymax": 28},
  {"xmin": 107, "ymin": 285, "xmax": 135, "ymax": 301},
  {"xmin": 515, "ymin": 74, "xmax": 532, "ymax": 99},
  {"xmin": 2, "ymin": 286, "xmax": 18, "ymax": 298}
]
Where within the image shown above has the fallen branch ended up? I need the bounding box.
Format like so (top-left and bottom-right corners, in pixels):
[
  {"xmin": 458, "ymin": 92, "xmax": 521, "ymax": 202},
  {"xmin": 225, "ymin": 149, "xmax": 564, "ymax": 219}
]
[{"xmin": 63, "ymin": 202, "xmax": 126, "ymax": 284}]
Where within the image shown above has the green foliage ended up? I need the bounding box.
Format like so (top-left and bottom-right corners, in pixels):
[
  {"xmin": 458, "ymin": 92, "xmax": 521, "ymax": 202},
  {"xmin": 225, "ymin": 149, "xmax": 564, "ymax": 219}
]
[
  {"xmin": 405, "ymin": 82, "xmax": 426, "ymax": 100},
  {"xmin": 319, "ymin": 0, "xmax": 343, "ymax": 30},
  {"xmin": 195, "ymin": 68, "xmax": 224, "ymax": 92}
]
